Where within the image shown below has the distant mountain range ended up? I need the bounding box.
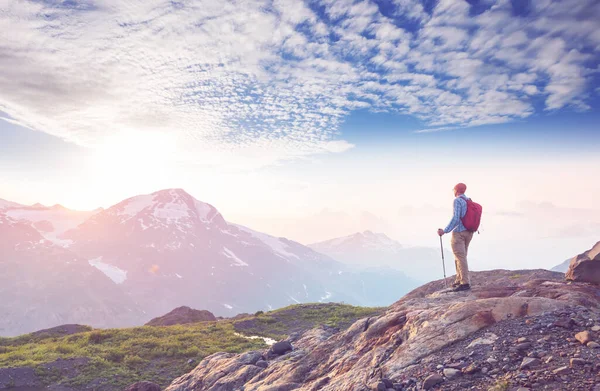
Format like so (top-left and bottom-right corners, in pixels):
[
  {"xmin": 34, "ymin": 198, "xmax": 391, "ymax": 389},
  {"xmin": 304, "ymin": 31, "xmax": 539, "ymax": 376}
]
[
  {"xmin": 551, "ymin": 258, "xmax": 572, "ymax": 273},
  {"xmin": 309, "ymin": 230, "xmax": 453, "ymax": 282},
  {"xmin": 0, "ymin": 189, "xmax": 419, "ymax": 336}
]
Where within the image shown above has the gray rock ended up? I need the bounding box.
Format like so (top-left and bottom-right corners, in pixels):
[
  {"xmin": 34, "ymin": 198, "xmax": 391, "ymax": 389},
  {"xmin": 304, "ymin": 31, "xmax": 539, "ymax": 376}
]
[
  {"xmin": 443, "ymin": 368, "xmax": 461, "ymax": 379},
  {"xmin": 570, "ymin": 358, "xmax": 586, "ymax": 367},
  {"xmin": 422, "ymin": 374, "xmax": 443, "ymax": 390},
  {"xmin": 520, "ymin": 357, "xmax": 540, "ymax": 370},
  {"xmin": 255, "ymin": 360, "xmax": 268, "ymax": 368},
  {"xmin": 270, "ymin": 341, "xmax": 293, "ymax": 356},
  {"xmin": 553, "ymin": 366, "xmax": 569, "ymax": 375}
]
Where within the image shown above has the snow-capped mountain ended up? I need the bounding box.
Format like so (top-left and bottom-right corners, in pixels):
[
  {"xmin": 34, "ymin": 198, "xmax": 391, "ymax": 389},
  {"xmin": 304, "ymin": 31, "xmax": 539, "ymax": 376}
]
[
  {"xmin": 311, "ymin": 231, "xmax": 404, "ymax": 254},
  {"xmin": 309, "ymin": 231, "xmax": 453, "ymax": 282},
  {"xmin": 1, "ymin": 189, "xmax": 421, "ymax": 336}
]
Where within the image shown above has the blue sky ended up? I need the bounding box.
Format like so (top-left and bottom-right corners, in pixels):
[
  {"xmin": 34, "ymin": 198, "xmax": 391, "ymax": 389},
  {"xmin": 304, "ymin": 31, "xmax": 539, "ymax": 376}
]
[{"xmin": 1, "ymin": 0, "xmax": 600, "ymax": 263}]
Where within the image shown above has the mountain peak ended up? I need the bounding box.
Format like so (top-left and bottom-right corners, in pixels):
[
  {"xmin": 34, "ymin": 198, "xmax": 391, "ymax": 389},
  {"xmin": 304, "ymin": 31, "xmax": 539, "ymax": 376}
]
[
  {"xmin": 86, "ymin": 188, "xmax": 225, "ymax": 234},
  {"xmin": 312, "ymin": 231, "xmax": 402, "ymax": 251}
]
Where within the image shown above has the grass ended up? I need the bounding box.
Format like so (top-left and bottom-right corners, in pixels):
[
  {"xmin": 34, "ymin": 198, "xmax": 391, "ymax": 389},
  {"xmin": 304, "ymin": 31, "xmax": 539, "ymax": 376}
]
[
  {"xmin": 0, "ymin": 322, "xmax": 264, "ymax": 389},
  {"xmin": 0, "ymin": 303, "xmax": 380, "ymax": 390},
  {"xmin": 232, "ymin": 303, "xmax": 384, "ymax": 340}
]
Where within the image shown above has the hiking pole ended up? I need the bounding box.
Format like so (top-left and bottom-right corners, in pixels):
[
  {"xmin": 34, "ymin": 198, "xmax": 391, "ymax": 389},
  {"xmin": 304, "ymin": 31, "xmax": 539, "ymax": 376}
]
[{"xmin": 439, "ymin": 236, "xmax": 448, "ymax": 289}]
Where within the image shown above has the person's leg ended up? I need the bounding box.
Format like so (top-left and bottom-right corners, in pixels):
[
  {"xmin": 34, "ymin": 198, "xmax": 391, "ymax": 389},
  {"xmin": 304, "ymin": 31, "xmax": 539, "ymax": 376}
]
[
  {"xmin": 451, "ymin": 231, "xmax": 466, "ymax": 285},
  {"xmin": 462, "ymin": 231, "xmax": 474, "ymax": 284}
]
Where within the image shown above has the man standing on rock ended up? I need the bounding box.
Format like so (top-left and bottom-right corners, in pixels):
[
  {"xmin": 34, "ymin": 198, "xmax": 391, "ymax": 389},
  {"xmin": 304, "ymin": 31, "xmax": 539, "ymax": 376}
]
[{"xmin": 438, "ymin": 183, "xmax": 482, "ymax": 292}]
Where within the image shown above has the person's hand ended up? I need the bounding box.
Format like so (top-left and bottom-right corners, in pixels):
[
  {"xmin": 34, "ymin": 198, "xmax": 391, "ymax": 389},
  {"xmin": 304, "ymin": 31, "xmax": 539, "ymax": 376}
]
[{"xmin": 437, "ymin": 228, "xmax": 445, "ymax": 237}]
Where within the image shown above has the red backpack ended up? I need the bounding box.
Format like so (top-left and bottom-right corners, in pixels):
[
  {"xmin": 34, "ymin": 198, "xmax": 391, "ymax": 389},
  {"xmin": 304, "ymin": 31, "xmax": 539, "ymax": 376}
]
[{"xmin": 461, "ymin": 198, "xmax": 483, "ymax": 232}]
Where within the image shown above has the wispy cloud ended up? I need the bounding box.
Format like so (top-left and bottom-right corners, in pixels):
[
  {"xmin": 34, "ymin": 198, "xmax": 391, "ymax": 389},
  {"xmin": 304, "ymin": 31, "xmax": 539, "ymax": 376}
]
[{"xmin": 0, "ymin": 0, "xmax": 598, "ymax": 166}]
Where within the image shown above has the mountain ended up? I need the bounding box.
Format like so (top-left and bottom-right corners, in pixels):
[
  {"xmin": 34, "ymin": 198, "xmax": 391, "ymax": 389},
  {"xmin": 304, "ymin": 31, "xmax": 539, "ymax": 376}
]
[
  {"xmin": 0, "ymin": 212, "xmax": 143, "ymax": 336},
  {"xmin": 0, "ymin": 200, "xmax": 97, "ymax": 246},
  {"xmin": 0, "ymin": 189, "xmax": 417, "ymax": 335},
  {"xmin": 0, "ymin": 198, "xmax": 24, "ymax": 210},
  {"xmin": 309, "ymin": 231, "xmax": 452, "ymax": 282},
  {"xmin": 164, "ymin": 269, "xmax": 600, "ymax": 391},
  {"xmin": 551, "ymin": 258, "xmax": 572, "ymax": 272}
]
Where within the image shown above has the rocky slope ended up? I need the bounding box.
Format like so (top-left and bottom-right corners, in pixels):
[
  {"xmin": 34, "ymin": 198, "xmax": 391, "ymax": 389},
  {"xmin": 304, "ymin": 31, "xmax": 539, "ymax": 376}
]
[{"xmin": 165, "ymin": 269, "xmax": 600, "ymax": 391}]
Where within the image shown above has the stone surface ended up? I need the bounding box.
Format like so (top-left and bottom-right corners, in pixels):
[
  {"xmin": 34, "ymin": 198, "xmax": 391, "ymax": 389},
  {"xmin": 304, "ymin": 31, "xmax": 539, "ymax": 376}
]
[
  {"xmin": 553, "ymin": 366, "xmax": 570, "ymax": 375},
  {"xmin": 443, "ymin": 368, "xmax": 461, "ymax": 379},
  {"xmin": 422, "ymin": 374, "xmax": 443, "ymax": 390},
  {"xmin": 270, "ymin": 340, "xmax": 293, "ymax": 356},
  {"xmin": 570, "ymin": 358, "xmax": 586, "ymax": 367},
  {"xmin": 575, "ymin": 331, "xmax": 592, "ymax": 345},
  {"xmin": 255, "ymin": 360, "xmax": 268, "ymax": 368},
  {"xmin": 520, "ymin": 357, "xmax": 541, "ymax": 370},
  {"xmin": 164, "ymin": 270, "xmax": 600, "ymax": 391},
  {"xmin": 566, "ymin": 242, "xmax": 600, "ymax": 284}
]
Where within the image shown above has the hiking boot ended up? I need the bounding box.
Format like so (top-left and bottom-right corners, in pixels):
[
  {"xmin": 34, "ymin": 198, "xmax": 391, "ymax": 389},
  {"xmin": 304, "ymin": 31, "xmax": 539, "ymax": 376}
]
[
  {"xmin": 451, "ymin": 281, "xmax": 461, "ymax": 288},
  {"xmin": 452, "ymin": 284, "xmax": 471, "ymax": 292}
]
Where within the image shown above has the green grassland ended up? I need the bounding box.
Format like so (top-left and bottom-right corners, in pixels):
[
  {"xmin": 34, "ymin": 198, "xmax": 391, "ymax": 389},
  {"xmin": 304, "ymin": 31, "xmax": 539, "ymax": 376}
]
[{"xmin": 0, "ymin": 303, "xmax": 383, "ymax": 390}]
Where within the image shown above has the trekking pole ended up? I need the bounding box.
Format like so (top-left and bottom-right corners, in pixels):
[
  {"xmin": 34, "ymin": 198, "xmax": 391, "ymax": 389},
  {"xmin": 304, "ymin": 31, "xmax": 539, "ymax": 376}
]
[{"xmin": 439, "ymin": 236, "xmax": 448, "ymax": 288}]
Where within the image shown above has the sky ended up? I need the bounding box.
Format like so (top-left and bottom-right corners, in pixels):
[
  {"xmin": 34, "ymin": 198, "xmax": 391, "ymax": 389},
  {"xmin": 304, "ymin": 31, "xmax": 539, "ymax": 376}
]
[{"xmin": 1, "ymin": 0, "xmax": 600, "ymax": 269}]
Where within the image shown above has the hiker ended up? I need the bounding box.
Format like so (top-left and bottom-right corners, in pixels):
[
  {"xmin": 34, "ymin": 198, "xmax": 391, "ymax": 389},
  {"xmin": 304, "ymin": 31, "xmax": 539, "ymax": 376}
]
[{"xmin": 437, "ymin": 183, "xmax": 482, "ymax": 292}]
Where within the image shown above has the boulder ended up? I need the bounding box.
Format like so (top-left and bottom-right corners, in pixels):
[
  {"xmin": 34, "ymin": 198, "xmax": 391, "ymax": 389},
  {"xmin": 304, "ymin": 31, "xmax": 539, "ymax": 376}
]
[
  {"xmin": 422, "ymin": 374, "xmax": 443, "ymax": 389},
  {"xmin": 270, "ymin": 340, "xmax": 293, "ymax": 356},
  {"xmin": 145, "ymin": 306, "xmax": 216, "ymax": 326},
  {"xmin": 124, "ymin": 381, "xmax": 162, "ymax": 391},
  {"xmin": 565, "ymin": 242, "xmax": 600, "ymax": 284}
]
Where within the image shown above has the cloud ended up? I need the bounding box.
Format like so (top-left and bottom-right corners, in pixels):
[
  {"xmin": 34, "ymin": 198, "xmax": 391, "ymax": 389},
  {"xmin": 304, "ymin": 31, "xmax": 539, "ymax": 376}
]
[{"xmin": 0, "ymin": 0, "xmax": 598, "ymax": 165}]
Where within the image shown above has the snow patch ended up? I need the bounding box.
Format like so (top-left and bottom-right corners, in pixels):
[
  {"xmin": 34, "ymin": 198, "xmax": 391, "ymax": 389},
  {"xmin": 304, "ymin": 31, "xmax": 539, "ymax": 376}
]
[
  {"xmin": 175, "ymin": 273, "xmax": 183, "ymax": 279},
  {"xmin": 319, "ymin": 291, "xmax": 332, "ymax": 302},
  {"xmin": 288, "ymin": 295, "xmax": 300, "ymax": 304},
  {"xmin": 120, "ymin": 194, "xmax": 155, "ymax": 216},
  {"xmin": 222, "ymin": 247, "xmax": 249, "ymax": 266},
  {"xmin": 88, "ymin": 257, "xmax": 127, "ymax": 284},
  {"xmin": 234, "ymin": 224, "xmax": 300, "ymax": 260},
  {"xmin": 234, "ymin": 332, "xmax": 276, "ymax": 346},
  {"xmin": 223, "ymin": 304, "xmax": 233, "ymax": 310}
]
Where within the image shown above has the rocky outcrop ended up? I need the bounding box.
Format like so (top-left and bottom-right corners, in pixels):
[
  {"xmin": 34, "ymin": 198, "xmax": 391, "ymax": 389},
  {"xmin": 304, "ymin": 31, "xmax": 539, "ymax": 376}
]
[
  {"xmin": 165, "ymin": 269, "xmax": 600, "ymax": 391},
  {"xmin": 145, "ymin": 306, "xmax": 216, "ymax": 326},
  {"xmin": 566, "ymin": 241, "xmax": 600, "ymax": 284}
]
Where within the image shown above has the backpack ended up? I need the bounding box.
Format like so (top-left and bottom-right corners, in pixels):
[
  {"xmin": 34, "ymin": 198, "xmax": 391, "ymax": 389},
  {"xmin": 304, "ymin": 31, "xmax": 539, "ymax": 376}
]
[{"xmin": 461, "ymin": 197, "xmax": 483, "ymax": 232}]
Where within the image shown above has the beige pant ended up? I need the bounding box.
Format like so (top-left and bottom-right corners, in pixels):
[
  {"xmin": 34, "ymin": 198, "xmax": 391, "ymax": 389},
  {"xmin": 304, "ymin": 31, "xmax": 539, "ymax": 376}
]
[{"xmin": 451, "ymin": 230, "xmax": 474, "ymax": 285}]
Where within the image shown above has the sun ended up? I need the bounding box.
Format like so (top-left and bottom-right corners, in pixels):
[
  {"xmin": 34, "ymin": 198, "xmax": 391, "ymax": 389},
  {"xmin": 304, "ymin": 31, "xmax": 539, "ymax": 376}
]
[{"xmin": 90, "ymin": 130, "xmax": 178, "ymax": 192}]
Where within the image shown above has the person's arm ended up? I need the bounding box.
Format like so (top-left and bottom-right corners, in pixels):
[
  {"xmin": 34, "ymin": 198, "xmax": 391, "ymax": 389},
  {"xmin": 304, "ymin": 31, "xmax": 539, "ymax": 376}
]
[{"xmin": 443, "ymin": 198, "xmax": 462, "ymax": 233}]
